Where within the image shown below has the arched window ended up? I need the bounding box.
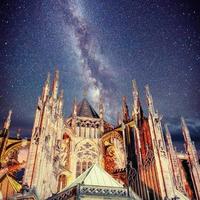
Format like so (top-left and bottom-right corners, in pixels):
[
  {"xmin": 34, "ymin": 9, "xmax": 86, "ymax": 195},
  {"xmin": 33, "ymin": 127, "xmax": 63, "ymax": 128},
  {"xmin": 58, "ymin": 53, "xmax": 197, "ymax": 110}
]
[
  {"xmin": 76, "ymin": 160, "xmax": 93, "ymax": 177},
  {"xmin": 75, "ymin": 141, "xmax": 98, "ymax": 177},
  {"xmin": 84, "ymin": 123, "xmax": 87, "ymax": 137},
  {"xmin": 82, "ymin": 161, "xmax": 87, "ymax": 172},
  {"xmin": 63, "ymin": 133, "xmax": 68, "ymax": 140},
  {"xmin": 76, "ymin": 160, "xmax": 81, "ymax": 177},
  {"xmin": 57, "ymin": 174, "xmax": 67, "ymax": 192},
  {"xmin": 88, "ymin": 161, "xmax": 92, "ymax": 168}
]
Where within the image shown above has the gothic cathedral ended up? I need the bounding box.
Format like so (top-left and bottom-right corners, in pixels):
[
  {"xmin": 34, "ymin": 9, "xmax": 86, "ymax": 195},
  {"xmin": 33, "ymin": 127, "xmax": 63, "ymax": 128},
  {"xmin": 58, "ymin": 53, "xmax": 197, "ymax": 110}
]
[{"xmin": 0, "ymin": 70, "xmax": 200, "ymax": 200}]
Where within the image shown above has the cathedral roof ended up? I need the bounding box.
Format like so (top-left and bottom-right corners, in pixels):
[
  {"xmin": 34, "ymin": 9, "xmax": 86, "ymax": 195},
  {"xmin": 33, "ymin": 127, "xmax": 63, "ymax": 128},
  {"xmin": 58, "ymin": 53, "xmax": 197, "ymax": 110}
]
[
  {"xmin": 63, "ymin": 164, "xmax": 123, "ymax": 190},
  {"xmin": 49, "ymin": 165, "xmax": 141, "ymax": 200},
  {"xmin": 77, "ymin": 98, "xmax": 99, "ymax": 118}
]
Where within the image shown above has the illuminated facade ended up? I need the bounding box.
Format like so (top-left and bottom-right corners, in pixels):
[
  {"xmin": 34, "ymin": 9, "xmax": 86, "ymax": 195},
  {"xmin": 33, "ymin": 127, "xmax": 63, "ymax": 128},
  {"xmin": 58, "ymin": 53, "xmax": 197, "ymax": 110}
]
[{"xmin": 0, "ymin": 71, "xmax": 200, "ymax": 200}]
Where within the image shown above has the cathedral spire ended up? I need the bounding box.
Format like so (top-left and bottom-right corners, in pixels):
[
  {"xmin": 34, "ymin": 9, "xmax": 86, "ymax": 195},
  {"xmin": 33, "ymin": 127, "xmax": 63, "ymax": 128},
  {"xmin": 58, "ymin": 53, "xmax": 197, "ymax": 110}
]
[
  {"xmin": 60, "ymin": 89, "xmax": 64, "ymax": 99},
  {"xmin": 3, "ymin": 110, "xmax": 12, "ymax": 130},
  {"xmin": 23, "ymin": 69, "xmax": 64, "ymax": 198},
  {"xmin": 181, "ymin": 117, "xmax": 192, "ymax": 145},
  {"xmin": 52, "ymin": 69, "xmax": 59, "ymax": 99},
  {"xmin": 71, "ymin": 97, "xmax": 77, "ymax": 130},
  {"xmin": 132, "ymin": 80, "xmax": 143, "ymax": 126},
  {"xmin": 72, "ymin": 97, "xmax": 77, "ymax": 118},
  {"xmin": 122, "ymin": 96, "xmax": 130, "ymax": 123},
  {"xmin": 46, "ymin": 72, "xmax": 50, "ymax": 85},
  {"xmin": 145, "ymin": 84, "xmax": 155, "ymax": 115},
  {"xmin": 132, "ymin": 80, "xmax": 138, "ymax": 113},
  {"xmin": 145, "ymin": 84, "xmax": 176, "ymax": 198},
  {"xmin": 132, "ymin": 79, "xmax": 138, "ymax": 92},
  {"xmin": 58, "ymin": 89, "xmax": 64, "ymax": 115},
  {"xmin": 42, "ymin": 72, "xmax": 50, "ymax": 102},
  {"xmin": 165, "ymin": 124, "xmax": 173, "ymax": 149},
  {"xmin": 99, "ymin": 94, "xmax": 104, "ymax": 133},
  {"xmin": 99, "ymin": 95, "xmax": 104, "ymax": 119}
]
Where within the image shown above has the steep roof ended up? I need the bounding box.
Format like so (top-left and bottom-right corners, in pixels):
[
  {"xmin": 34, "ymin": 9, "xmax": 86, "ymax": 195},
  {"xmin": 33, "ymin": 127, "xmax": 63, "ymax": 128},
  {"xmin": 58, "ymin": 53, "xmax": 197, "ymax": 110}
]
[
  {"xmin": 51, "ymin": 164, "xmax": 141, "ymax": 200},
  {"xmin": 77, "ymin": 98, "xmax": 99, "ymax": 118},
  {"xmin": 62, "ymin": 164, "xmax": 123, "ymax": 191}
]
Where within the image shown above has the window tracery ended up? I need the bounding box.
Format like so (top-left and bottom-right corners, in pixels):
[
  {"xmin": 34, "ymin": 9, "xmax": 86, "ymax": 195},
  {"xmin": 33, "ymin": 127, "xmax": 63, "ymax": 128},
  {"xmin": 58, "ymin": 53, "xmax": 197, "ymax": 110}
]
[{"xmin": 75, "ymin": 141, "xmax": 98, "ymax": 177}]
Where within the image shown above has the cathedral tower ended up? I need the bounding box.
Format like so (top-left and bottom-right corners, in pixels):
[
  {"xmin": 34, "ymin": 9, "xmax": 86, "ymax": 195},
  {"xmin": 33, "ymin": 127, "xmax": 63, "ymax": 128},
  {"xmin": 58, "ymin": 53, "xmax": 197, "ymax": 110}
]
[
  {"xmin": 145, "ymin": 85, "xmax": 175, "ymax": 199},
  {"xmin": 132, "ymin": 80, "xmax": 143, "ymax": 126},
  {"xmin": 66, "ymin": 97, "xmax": 104, "ymax": 179},
  {"xmin": 23, "ymin": 71, "xmax": 64, "ymax": 199}
]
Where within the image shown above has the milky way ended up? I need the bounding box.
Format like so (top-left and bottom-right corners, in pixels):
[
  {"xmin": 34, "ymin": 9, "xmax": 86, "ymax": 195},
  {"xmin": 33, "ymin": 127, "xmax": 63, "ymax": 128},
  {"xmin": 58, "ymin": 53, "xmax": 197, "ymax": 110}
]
[{"xmin": 59, "ymin": 0, "xmax": 119, "ymax": 119}]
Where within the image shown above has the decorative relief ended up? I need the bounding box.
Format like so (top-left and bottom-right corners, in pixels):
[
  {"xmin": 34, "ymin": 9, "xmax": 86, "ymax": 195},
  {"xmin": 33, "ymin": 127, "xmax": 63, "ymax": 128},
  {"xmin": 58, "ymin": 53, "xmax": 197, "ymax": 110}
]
[
  {"xmin": 103, "ymin": 133, "xmax": 125, "ymax": 173},
  {"xmin": 127, "ymin": 161, "xmax": 137, "ymax": 184},
  {"xmin": 33, "ymin": 127, "xmax": 40, "ymax": 144},
  {"xmin": 158, "ymin": 140, "xmax": 167, "ymax": 158},
  {"xmin": 54, "ymin": 134, "xmax": 71, "ymax": 169},
  {"xmin": 142, "ymin": 147, "xmax": 155, "ymax": 168},
  {"xmin": 79, "ymin": 185, "xmax": 127, "ymax": 197}
]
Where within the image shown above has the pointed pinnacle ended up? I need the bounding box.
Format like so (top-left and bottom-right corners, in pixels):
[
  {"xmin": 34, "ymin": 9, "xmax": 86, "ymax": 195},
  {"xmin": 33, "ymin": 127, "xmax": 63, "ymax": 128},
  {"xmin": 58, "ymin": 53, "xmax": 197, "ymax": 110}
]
[
  {"xmin": 54, "ymin": 69, "xmax": 59, "ymax": 79},
  {"xmin": 46, "ymin": 72, "xmax": 50, "ymax": 84},
  {"xmin": 99, "ymin": 94, "xmax": 104, "ymax": 111},
  {"xmin": 181, "ymin": 117, "xmax": 191, "ymax": 142},
  {"xmin": 132, "ymin": 80, "xmax": 138, "ymax": 95},
  {"xmin": 181, "ymin": 116, "xmax": 186, "ymax": 127},
  {"xmin": 122, "ymin": 96, "xmax": 127, "ymax": 103},
  {"xmin": 164, "ymin": 124, "xmax": 172, "ymax": 143},
  {"xmin": 99, "ymin": 92, "xmax": 104, "ymax": 103},
  {"xmin": 8, "ymin": 110, "xmax": 12, "ymax": 120},
  {"xmin": 60, "ymin": 89, "xmax": 64, "ymax": 99},
  {"xmin": 145, "ymin": 84, "xmax": 151, "ymax": 97},
  {"xmin": 164, "ymin": 124, "xmax": 170, "ymax": 135},
  {"xmin": 4, "ymin": 110, "xmax": 12, "ymax": 129}
]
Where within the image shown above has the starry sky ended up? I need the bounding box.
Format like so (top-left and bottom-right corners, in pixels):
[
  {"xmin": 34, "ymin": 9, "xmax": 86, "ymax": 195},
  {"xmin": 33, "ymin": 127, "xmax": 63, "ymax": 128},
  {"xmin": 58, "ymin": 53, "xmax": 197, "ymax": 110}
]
[{"xmin": 0, "ymin": 0, "xmax": 200, "ymax": 150}]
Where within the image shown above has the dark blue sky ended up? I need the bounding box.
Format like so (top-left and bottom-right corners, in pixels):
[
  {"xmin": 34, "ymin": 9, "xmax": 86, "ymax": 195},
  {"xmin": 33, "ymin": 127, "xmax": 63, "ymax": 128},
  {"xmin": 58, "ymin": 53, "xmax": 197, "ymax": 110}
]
[{"xmin": 0, "ymin": 0, "xmax": 200, "ymax": 150}]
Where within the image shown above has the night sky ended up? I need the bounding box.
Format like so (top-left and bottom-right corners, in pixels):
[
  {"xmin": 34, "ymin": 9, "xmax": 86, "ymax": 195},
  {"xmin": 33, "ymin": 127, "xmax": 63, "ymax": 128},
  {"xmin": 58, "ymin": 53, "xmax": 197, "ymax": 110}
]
[{"xmin": 0, "ymin": 0, "xmax": 200, "ymax": 151}]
